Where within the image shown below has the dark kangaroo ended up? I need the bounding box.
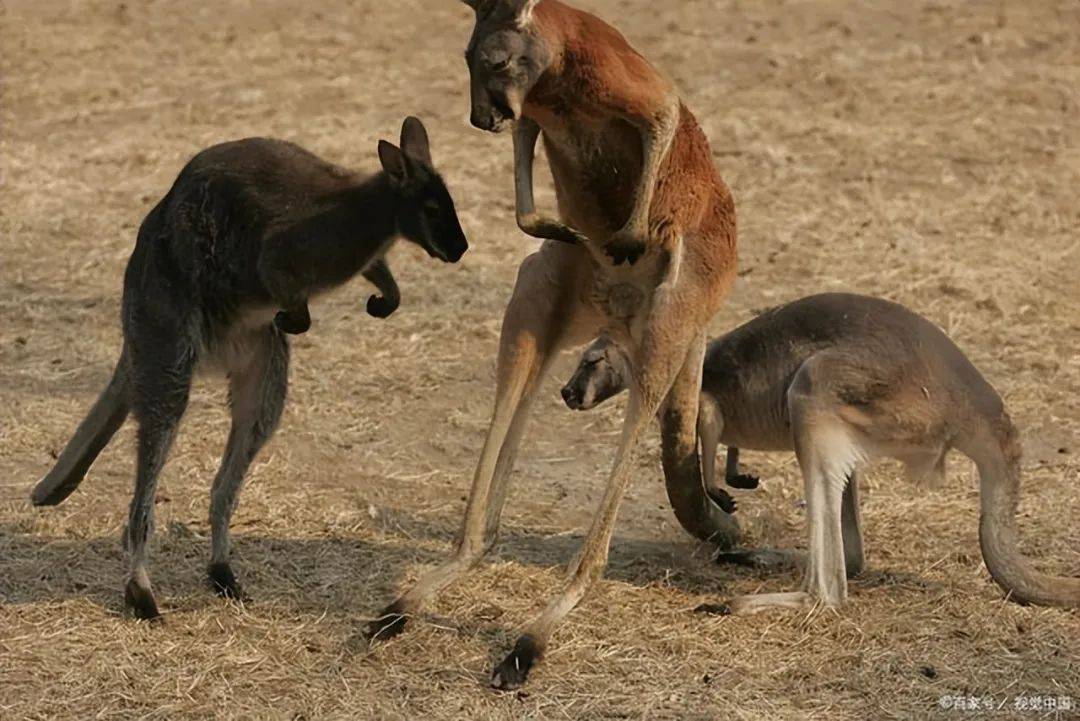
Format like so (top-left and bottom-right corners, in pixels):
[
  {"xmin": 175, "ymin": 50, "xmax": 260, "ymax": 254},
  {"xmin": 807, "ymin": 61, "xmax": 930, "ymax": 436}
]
[
  {"xmin": 564, "ymin": 294, "xmax": 1080, "ymax": 613},
  {"xmin": 30, "ymin": 117, "xmax": 468, "ymax": 620}
]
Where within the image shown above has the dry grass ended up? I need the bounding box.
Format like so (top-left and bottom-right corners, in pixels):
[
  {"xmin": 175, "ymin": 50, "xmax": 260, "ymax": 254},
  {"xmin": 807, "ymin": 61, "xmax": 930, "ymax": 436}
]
[{"xmin": 2, "ymin": 0, "xmax": 1079, "ymax": 719}]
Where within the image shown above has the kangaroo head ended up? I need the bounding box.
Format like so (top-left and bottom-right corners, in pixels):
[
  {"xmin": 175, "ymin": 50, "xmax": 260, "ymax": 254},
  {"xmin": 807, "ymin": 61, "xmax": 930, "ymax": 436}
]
[
  {"xmin": 461, "ymin": 0, "xmax": 551, "ymax": 132},
  {"xmin": 561, "ymin": 337, "xmax": 628, "ymax": 411},
  {"xmin": 378, "ymin": 116, "xmax": 469, "ymax": 263}
]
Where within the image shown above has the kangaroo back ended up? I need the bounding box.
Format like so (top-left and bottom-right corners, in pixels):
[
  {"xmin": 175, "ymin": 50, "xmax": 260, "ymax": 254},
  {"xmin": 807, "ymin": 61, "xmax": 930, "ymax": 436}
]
[{"xmin": 31, "ymin": 351, "xmax": 131, "ymax": 506}]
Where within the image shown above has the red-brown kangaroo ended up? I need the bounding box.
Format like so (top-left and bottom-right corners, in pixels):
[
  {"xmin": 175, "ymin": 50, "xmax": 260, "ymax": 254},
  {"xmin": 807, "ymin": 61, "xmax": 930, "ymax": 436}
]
[{"xmin": 368, "ymin": 0, "xmax": 739, "ymax": 690}]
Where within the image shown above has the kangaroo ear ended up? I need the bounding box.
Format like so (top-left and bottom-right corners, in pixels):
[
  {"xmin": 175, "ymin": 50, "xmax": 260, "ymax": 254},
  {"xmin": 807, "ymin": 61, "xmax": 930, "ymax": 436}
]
[
  {"xmin": 399, "ymin": 116, "xmax": 433, "ymax": 167},
  {"xmin": 511, "ymin": 0, "xmax": 540, "ymax": 26},
  {"xmin": 378, "ymin": 140, "xmax": 408, "ymax": 185},
  {"xmin": 461, "ymin": 0, "xmax": 493, "ymax": 13}
]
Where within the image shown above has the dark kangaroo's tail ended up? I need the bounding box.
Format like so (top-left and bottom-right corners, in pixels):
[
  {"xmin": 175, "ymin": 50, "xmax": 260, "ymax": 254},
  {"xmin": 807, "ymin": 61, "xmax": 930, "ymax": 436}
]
[
  {"xmin": 973, "ymin": 414, "xmax": 1080, "ymax": 607},
  {"xmin": 31, "ymin": 352, "xmax": 131, "ymax": 506}
]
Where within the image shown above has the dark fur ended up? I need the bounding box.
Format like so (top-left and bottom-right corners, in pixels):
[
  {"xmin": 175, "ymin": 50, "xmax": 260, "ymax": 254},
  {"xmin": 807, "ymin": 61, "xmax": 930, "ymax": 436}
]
[
  {"xmin": 366, "ymin": 600, "xmax": 410, "ymax": 642},
  {"xmin": 31, "ymin": 117, "xmax": 468, "ymax": 618},
  {"xmin": 490, "ymin": 634, "xmax": 542, "ymax": 691}
]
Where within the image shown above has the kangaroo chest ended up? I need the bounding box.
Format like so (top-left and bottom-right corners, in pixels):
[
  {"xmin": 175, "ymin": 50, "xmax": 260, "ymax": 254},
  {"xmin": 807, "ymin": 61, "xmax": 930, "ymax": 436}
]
[{"xmin": 540, "ymin": 118, "xmax": 643, "ymax": 239}]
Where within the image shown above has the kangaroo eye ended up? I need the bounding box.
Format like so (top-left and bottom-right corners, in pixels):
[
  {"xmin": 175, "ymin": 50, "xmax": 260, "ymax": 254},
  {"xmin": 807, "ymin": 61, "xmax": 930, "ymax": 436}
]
[{"xmin": 491, "ymin": 57, "xmax": 511, "ymax": 72}]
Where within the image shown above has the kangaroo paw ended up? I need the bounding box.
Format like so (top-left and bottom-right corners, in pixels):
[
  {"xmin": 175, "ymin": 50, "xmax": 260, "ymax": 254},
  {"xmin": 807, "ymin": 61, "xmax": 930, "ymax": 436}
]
[
  {"xmin": 366, "ymin": 294, "xmax": 399, "ymax": 319},
  {"xmin": 706, "ymin": 486, "xmax": 738, "ymax": 513},
  {"xmin": 124, "ymin": 578, "xmax": 162, "ymax": 621},
  {"xmin": 366, "ymin": 602, "xmax": 409, "ymax": 643},
  {"xmin": 491, "ymin": 635, "xmax": 542, "ymax": 691},
  {"xmin": 208, "ymin": 562, "xmax": 249, "ymax": 602},
  {"xmin": 727, "ymin": 473, "xmax": 760, "ymax": 490},
  {"xmin": 274, "ymin": 309, "xmax": 310, "ymax": 335}
]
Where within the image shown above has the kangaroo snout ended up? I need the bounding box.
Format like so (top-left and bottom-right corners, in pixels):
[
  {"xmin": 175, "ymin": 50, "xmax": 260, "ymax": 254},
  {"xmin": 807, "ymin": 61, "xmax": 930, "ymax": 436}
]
[
  {"xmin": 470, "ymin": 108, "xmax": 496, "ymax": 132},
  {"xmin": 445, "ymin": 237, "xmax": 468, "ymax": 263},
  {"xmin": 470, "ymin": 108, "xmax": 510, "ymax": 133},
  {"xmin": 432, "ymin": 226, "xmax": 468, "ymax": 263},
  {"xmin": 470, "ymin": 90, "xmax": 516, "ymax": 133},
  {"xmin": 561, "ymin": 381, "xmax": 586, "ymax": 410}
]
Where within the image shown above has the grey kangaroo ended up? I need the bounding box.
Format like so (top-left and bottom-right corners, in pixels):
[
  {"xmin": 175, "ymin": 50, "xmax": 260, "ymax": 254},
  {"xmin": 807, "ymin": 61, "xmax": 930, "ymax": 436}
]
[
  {"xmin": 563, "ymin": 293, "xmax": 1080, "ymax": 613},
  {"xmin": 562, "ymin": 340, "xmax": 755, "ymax": 515},
  {"xmin": 30, "ymin": 117, "xmax": 468, "ymax": 620}
]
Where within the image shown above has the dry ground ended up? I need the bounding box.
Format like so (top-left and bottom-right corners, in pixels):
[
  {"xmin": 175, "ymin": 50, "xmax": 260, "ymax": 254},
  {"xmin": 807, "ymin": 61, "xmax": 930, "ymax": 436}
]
[{"xmin": 2, "ymin": 0, "xmax": 1079, "ymax": 719}]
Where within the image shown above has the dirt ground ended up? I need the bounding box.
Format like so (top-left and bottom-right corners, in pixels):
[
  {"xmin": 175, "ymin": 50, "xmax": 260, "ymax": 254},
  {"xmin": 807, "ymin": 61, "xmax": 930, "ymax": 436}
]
[{"xmin": 1, "ymin": 0, "xmax": 1078, "ymax": 719}]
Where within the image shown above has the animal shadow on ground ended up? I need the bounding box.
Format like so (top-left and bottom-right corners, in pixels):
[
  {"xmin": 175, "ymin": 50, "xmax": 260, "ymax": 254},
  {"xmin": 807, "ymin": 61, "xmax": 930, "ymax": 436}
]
[
  {"xmin": 0, "ymin": 511, "xmax": 729, "ymax": 615},
  {"xmin": 0, "ymin": 509, "xmax": 939, "ymax": 635}
]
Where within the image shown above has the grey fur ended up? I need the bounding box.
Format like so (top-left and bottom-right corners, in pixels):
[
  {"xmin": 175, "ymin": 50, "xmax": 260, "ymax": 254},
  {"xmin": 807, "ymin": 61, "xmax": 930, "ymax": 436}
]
[{"xmin": 565, "ymin": 293, "xmax": 1080, "ymax": 610}]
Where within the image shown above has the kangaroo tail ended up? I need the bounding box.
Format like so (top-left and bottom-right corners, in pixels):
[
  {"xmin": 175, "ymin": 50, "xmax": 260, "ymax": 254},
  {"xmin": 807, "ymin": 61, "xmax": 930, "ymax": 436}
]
[
  {"xmin": 660, "ymin": 395, "xmax": 740, "ymax": 549},
  {"xmin": 31, "ymin": 351, "xmax": 131, "ymax": 506},
  {"xmin": 973, "ymin": 414, "xmax": 1080, "ymax": 607}
]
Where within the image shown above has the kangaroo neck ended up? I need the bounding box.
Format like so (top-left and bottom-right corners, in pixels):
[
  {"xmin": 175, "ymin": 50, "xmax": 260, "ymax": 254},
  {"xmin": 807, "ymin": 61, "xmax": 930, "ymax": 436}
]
[{"xmin": 337, "ymin": 171, "xmax": 398, "ymax": 247}]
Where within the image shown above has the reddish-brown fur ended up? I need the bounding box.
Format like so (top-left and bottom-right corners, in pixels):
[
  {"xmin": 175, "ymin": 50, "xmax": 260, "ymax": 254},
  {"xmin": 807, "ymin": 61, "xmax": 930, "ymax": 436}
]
[
  {"xmin": 526, "ymin": 0, "xmax": 737, "ymax": 316},
  {"xmin": 371, "ymin": 0, "xmax": 742, "ymax": 690},
  {"xmin": 520, "ymin": 14, "xmax": 740, "ymax": 352}
]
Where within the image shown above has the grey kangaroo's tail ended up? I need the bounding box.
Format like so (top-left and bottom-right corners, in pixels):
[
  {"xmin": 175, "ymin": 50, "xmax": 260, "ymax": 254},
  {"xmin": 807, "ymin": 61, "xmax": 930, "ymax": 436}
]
[
  {"xmin": 974, "ymin": 414, "xmax": 1080, "ymax": 608},
  {"xmin": 31, "ymin": 352, "xmax": 131, "ymax": 506}
]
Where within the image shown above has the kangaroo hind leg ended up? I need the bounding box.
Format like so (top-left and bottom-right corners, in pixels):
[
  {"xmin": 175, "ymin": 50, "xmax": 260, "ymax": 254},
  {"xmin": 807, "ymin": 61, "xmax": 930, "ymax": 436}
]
[
  {"xmin": 713, "ymin": 472, "xmax": 861, "ymax": 579},
  {"xmin": 491, "ymin": 324, "xmax": 708, "ymax": 690},
  {"xmin": 123, "ymin": 336, "xmax": 197, "ymax": 620},
  {"xmin": 841, "ymin": 470, "xmax": 864, "ymax": 577},
  {"xmin": 367, "ymin": 245, "xmax": 598, "ymax": 643},
  {"xmin": 208, "ymin": 327, "xmax": 289, "ymax": 601},
  {"xmin": 722, "ymin": 354, "xmax": 861, "ymax": 615}
]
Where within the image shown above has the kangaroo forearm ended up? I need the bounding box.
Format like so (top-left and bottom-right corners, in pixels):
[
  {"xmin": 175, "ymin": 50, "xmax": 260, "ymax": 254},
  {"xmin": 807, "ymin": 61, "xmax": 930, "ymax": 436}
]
[
  {"xmin": 513, "ymin": 118, "xmax": 542, "ymax": 221},
  {"xmin": 602, "ymin": 98, "xmax": 681, "ymax": 266},
  {"xmin": 724, "ymin": 446, "xmax": 740, "ymax": 480},
  {"xmin": 625, "ymin": 97, "xmax": 680, "ymax": 235},
  {"xmin": 363, "ymin": 258, "xmax": 399, "ymax": 305},
  {"xmin": 362, "ymin": 258, "xmax": 400, "ymax": 318},
  {"xmin": 513, "ymin": 119, "xmax": 587, "ymax": 247},
  {"xmin": 723, "ymin": 445, "xmax": 759, "ymax": 489}
]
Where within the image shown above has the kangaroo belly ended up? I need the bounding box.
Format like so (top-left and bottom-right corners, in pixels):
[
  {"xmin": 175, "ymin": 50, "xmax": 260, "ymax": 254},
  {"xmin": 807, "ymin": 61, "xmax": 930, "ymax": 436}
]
[
  {"xmin": 712, "ymin": 390, "xmax": 795, "ymax": 452},
  {"xmin": 542, "ymin": 119, "xmax": 642, "ymax": 239},
  {"xmin": 197, "ymin": 303, "xmax": 279, "ymax": 377}
]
